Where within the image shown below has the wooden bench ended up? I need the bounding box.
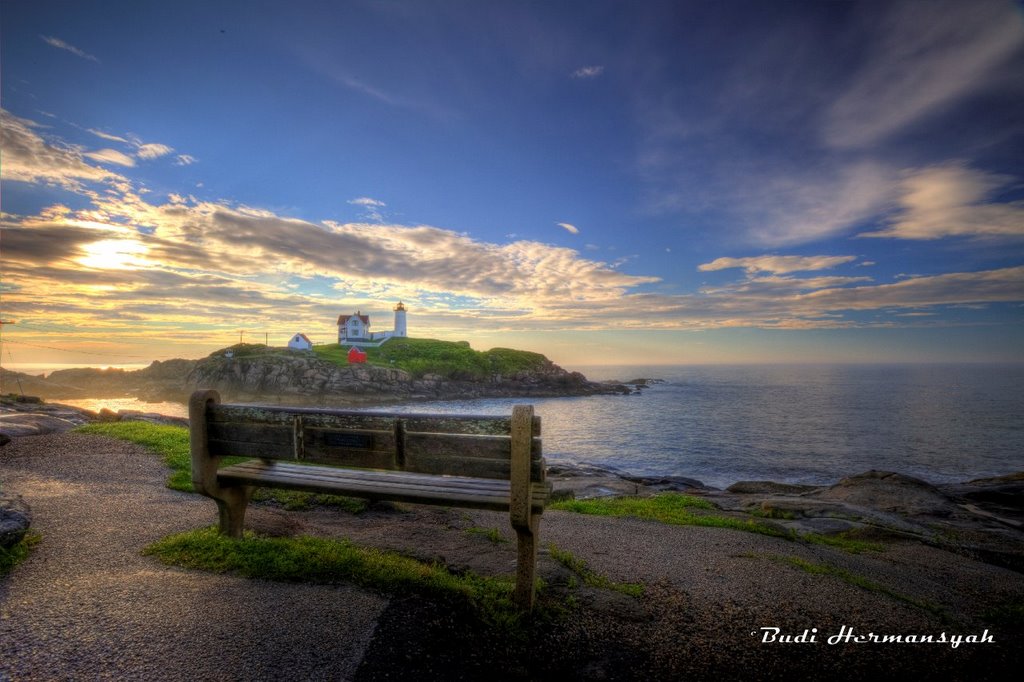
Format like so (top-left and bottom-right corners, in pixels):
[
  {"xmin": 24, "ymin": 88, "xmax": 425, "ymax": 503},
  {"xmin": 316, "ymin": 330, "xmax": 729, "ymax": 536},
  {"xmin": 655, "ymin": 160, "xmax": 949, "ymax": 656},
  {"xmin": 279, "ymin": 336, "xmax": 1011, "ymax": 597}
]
[{"xmin": 188, "ymin": 389, "xmax": 550, "ymax": 609}]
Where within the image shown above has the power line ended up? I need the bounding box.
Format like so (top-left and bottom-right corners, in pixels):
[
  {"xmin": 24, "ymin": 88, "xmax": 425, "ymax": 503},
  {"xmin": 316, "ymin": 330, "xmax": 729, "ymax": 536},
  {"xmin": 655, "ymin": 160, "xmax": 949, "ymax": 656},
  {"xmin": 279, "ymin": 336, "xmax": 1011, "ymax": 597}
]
[{"xmin": 0, "ymin": 339, "xmax": 178, "ymax": 359}]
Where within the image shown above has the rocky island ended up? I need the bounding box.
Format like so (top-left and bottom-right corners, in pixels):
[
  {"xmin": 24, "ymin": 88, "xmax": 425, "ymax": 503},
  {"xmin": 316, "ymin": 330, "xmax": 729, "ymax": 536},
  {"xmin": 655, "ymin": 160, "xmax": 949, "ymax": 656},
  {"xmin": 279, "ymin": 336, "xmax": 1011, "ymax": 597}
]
[{"xmin": 0, "ymin": 338, "xmax": 638, "ymax": 406}]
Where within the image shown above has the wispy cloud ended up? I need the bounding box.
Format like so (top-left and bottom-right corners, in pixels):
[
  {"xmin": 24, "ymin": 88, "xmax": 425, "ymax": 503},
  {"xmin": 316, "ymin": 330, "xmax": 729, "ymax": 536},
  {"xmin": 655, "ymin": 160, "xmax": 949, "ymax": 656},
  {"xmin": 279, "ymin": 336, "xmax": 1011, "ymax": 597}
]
[
  {"xmin": 135, "ymin": 143, "xmax": 174, "ymax": 160},
  {"xmin": 84, "ymin": 149, "xmax": 136, "ymax": 167},
  {"xmin": 699, "ymin": 255, "xmax": 858, "ymax": 275},
  {"xmin": 556, "ymin": 222, "xmax": 579, "ymax": 235},
  {"xmin": 40, "ymin": 35, "xmax": 99, "ymax": 63},
  {"xmin": 348, "ymin": 196, "xmax": 386, "ymax": 222},
  {"xmin": 349, "ymin": 197, "xmax": 386, "ymax": 208},
  {"xmin": 88, "ymin": 129, "xmax": 128, "ymax": 143},
  {"xmin": 0, "ymin": 109, "xmax": 121, "ymax": 189},
  {"xmin": 571, "ymin": 65, "xmax": 604, "ymax": 79},
  {"xmin": 860, "ymin": 163, "xmax": 1024, "ymax": 240},
  {"xmin": 824, "ymin": 0, "xmax": 1024, "ymax": 148},
  {"xmin": 174, "ymin": 154, "xmax": 197, "ymax": 166}
]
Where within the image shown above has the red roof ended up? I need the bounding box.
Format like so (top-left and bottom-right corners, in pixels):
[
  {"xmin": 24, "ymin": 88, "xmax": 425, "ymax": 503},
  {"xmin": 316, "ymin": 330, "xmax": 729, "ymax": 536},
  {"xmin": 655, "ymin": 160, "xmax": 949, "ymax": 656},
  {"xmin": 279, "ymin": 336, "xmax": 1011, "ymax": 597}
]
[
  {"xmin": 294, "ymin": 333, "xmax": 312, "ymax": 343},
  {"xmin": 337, "ymin": 314, "xmax": 370, "ymax": 325}
]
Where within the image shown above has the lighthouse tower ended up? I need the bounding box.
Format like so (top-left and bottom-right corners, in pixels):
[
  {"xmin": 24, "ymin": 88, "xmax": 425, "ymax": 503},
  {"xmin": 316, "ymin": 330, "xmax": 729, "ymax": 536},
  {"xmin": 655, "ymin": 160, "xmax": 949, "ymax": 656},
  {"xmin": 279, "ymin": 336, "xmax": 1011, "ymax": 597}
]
[{"xmin": 393, "ymin": 301, "xmax": 408, "ymax": 337}]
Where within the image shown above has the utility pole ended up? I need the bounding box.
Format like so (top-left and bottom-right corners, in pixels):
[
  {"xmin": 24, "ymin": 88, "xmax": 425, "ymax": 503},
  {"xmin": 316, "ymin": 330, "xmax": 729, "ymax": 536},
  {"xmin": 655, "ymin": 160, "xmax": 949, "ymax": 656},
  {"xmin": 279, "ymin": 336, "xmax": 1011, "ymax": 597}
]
[
  {"xmin": 237, "ymin": 330, "xmax": 245, "ymax": 345},
  {"xmin": 265, "ymin": 332, "xmax": 269, "ymax": 346},
  {"xmin": 0, "ymin": 320, "xmax": 23, "ymax": 396}
]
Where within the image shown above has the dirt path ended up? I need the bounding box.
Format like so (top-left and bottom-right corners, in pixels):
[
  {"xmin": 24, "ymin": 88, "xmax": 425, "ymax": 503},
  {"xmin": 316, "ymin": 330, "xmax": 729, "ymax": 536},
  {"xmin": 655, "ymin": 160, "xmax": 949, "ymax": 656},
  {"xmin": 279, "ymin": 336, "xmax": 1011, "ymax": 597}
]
[{"xmin": 0, "ymin": 433, "xmax": 386, "ymax": 681}]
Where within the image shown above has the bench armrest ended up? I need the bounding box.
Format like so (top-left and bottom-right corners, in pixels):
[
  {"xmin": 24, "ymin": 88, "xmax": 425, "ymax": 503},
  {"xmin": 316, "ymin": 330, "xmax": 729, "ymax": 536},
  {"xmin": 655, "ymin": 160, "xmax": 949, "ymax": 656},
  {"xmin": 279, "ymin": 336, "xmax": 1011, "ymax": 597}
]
[
  {"xmin": 509, "ymin": 404, "xmax": 536, "ymax": 530},
  {"xmin": 189, "ymin": 389, "xmax": 223, "ymax": 498}
]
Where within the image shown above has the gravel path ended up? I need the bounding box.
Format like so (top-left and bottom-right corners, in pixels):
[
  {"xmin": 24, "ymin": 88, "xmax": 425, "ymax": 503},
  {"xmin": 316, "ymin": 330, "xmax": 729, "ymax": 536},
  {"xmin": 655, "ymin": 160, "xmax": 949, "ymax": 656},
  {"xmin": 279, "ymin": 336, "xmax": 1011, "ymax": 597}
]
[
  {"xmin": 2, "ymin": 432, "xmax": 1023, "ymax": 680},
  {"xmin": 0, "ymin": 433, "xmax": 386, "ymax": 681}
]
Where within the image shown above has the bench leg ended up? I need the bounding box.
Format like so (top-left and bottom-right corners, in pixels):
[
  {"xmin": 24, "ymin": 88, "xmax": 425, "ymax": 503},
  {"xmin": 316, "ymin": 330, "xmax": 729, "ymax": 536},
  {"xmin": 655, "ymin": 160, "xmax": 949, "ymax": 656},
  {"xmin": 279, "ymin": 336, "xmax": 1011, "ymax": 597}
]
[
  {"xmin": 514, "ymin": 514, "xmax": 539, "ymax": 611},
  {"xmin": 215, "ymin": 487, "xmax": 254, "ymax": 538}
]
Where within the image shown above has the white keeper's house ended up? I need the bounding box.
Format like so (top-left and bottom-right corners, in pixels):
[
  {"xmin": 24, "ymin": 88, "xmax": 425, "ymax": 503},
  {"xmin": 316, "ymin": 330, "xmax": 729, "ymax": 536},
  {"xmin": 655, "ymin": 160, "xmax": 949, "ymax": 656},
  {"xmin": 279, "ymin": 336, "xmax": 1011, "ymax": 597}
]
[{"xmin": 337, "ymin": 302, "xmax": 407, "ymax": 346}]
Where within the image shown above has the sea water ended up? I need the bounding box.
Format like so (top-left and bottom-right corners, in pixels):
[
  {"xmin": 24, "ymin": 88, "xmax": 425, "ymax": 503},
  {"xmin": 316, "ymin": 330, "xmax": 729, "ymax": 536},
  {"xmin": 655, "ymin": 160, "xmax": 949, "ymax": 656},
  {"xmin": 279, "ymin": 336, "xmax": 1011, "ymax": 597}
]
[
  {"xmin": 377, "ymin": 364, "xmax": 1024, "ymax": 488},
  {"xmin": 53, "ymin": 364, "xmax": 1024, "ymax": 488}
]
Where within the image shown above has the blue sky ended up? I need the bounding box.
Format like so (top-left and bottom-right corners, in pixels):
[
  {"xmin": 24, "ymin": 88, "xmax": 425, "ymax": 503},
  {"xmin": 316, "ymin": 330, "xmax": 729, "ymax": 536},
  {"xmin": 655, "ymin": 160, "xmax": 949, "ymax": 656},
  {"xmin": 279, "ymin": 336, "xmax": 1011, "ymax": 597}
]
[{"xmin": 2, "ymin": 0, "xmax": 1023, "ymax": 368}]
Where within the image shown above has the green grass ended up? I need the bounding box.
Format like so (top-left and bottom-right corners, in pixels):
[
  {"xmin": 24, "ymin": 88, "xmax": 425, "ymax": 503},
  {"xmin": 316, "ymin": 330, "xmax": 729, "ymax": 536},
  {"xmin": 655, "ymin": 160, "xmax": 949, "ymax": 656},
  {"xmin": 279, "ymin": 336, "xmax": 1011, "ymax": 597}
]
[
  {"xmin": 767, "ymin": 554, "xmax": 947, "ymax": 619},
  {"xmin": 551, "ymin": 493, "xmax": 790, "ymax": 539},
  {"xmin": 466, "ymin": 526, "xmax": 508, "ymax": 544},
  {"xmin": 0, "ymin": 532, "xmax": 41, "ymax": 576},
  {"xmin": 314, "ymin": 337, "xmax": 549, "ymax": 380},
  {"xmin": 145, "ymin": 527, "xmax": 523, "ymax": 628},
  {"xmin": 74, "ymin": 421, "xmax": 367, "ymax": 512},
  {"xmin": 548, "ymin": 543, "xmax": 644, "ymax": 598},
  {"xmin": 77, "ymin": 421, "xmax": 195, "ymax": 491},
  {"xmin": 552, "ymin": 493, "xmax": 891, "ymax": 553},
  {"xmin": 803, "ymin": 532, "xmax": 887, "ymax": 554}
]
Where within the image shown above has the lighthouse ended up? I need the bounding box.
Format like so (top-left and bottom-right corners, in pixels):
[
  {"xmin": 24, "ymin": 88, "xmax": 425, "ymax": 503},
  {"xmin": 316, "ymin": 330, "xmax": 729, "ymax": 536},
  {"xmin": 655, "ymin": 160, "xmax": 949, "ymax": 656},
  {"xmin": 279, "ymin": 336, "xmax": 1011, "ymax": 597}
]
[{"xmin": 393, "ymin": 301, "xmax": 408, "ymax": 337}]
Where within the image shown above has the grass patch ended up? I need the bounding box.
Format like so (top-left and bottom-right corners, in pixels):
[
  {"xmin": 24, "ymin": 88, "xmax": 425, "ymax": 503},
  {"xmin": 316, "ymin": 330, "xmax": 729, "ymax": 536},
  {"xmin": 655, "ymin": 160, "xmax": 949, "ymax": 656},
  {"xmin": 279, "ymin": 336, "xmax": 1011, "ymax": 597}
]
[
  {"xmin": 548, "ymin": 543, "xmax": 644, "ymax": 598},
  {"xmin": 74, "ymin": 421, "xmax": 367, "ymax": 512},
  {"xmin": 747, "ymin": 507, "xmax": 797, "ymax": 520},
  {"xmin": 314, "ymin": 337, "xmax": 549, "ymax": 380},
  {"xmin": 552, "ymin": 493, "xmax": 890, "ymax": 554},
  {"xmin": 803, "ymin": 532, "xmax": 887, "ymax": 554},
  {"xmin": 466, "ymin": 526, "xmax": 507, "ymax": 544},
  {"xmin": 0, "ymin": 532, "xmax": 41, "ymax": 576},
  {"xmin": 767, "ymin": 554, "xmax": 947, "ymax": 619},
  {"xmin": 551, "ymin": 493, "xmax": 790, "ymax": 539},
  {"xmin": 145, "ymin": 527, "xmax": 523, "ymax": 628}
]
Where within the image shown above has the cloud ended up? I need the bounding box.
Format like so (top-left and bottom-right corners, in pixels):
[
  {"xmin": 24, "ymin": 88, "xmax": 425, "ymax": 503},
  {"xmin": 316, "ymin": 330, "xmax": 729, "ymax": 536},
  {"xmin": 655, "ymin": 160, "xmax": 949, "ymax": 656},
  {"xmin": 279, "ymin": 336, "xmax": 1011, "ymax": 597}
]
[
  {"xmin": 571, "ymin": 65, "xmax": 604, "ymax": 79},
  {"xmin": 4, "ymin": 185, "xmax": 1023, "ymax": 342},
  {"xmin": 631, "ymin": 1, "xmax": 1022, "ymax": 248},
  {"xmin": 0, "ymin": 109, "xmax": 121, "ymax": 189},
  {"xmin": 793, "ymin": 267, "xmax": 1024, "ymax": 312},
  {"xmin": 824, "ymin": 0, "xmax": 1024, "ymax": 148},
  {"xmin": 556, "ymin": 222, "xmax": 579, "ymax": 235},
  {"xmin": 84, "ymin": 149, "xmax": 136, "ymax": 167},
  {"xmin": 135, "ymin": 143, "xmax": 174, "ymax": 160},
  {"xmin": 88, "ymin": 127, "xmax": 186, "ymax": 164},
  {"xmin": 349, "ymin": 197, "xmax": 386, "ymax": 208},
  {"xmin": 40, "ymin": 35, "xmax": 99, "ymax": 63},
  {"xmin": 3, "ymin": 109, "xmax": 1023, "ymax": 356},
  {"xmin": 348, "ymin": 197, "xmax": 386, "ymax": 222},
  {"xmin": 88, "ymin": 129, "xmax": 128, "ymax": 143},
  {"xmin": 860, "ymin": 163, "xmax": 1024, "ymax": 239},
  {"xmin": 698, "ymin": 255, "xmax": 857, "ymax": 275}
]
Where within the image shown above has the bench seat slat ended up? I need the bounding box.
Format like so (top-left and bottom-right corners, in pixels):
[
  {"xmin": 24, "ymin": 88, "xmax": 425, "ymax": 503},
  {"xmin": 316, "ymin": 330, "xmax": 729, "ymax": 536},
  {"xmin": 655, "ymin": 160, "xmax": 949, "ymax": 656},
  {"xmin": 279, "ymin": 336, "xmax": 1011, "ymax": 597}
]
[{"xmin": 218, "ymin": 461, "xmax": 549, "ymax": 511}]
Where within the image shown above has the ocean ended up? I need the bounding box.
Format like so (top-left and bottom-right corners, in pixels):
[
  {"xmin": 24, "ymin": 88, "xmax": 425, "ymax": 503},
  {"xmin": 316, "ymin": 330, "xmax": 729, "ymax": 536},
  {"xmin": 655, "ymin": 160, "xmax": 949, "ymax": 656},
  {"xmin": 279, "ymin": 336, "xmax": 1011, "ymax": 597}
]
[{"xmin": 55, "ymin": 364, "xmax": 1024, "ymax": 489}]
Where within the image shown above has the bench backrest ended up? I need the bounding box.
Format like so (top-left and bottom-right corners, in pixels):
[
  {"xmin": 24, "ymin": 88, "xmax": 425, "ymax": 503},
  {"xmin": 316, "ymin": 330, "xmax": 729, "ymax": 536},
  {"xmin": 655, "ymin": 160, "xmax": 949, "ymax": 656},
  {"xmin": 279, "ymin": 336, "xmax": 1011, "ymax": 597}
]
[{"xmin": 190, "ymin": 390, "xmax": 543, "ymax": 481}]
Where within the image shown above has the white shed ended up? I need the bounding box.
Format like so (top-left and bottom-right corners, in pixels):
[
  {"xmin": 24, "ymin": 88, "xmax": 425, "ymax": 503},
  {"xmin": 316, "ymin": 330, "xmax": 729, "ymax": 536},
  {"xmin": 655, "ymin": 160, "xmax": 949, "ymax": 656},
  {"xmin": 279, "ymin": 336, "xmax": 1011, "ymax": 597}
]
[{"xmin": 287, "ymin": 333, "xmax": 313, "ymax": 351}]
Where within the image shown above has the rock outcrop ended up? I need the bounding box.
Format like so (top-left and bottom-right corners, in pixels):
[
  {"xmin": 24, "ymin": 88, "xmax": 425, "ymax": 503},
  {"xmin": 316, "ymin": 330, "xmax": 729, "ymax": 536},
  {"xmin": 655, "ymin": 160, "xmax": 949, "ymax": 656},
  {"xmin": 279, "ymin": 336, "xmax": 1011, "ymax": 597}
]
[
  {"xmin": 2, "ymin": 348, "xmax": 628, "ymax": 406},
  {"xmin": 185, "ymin": 351, "xmax": 621, "ymax": 405}
]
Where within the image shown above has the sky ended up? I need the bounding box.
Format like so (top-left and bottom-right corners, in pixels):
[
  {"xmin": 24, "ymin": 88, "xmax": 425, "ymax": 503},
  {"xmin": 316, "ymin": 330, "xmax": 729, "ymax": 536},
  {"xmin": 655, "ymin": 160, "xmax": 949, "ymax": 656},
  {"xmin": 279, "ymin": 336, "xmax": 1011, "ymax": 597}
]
[{"xmin": 2, "ymin": 0, "xmax": 1023, "ymax": 370}]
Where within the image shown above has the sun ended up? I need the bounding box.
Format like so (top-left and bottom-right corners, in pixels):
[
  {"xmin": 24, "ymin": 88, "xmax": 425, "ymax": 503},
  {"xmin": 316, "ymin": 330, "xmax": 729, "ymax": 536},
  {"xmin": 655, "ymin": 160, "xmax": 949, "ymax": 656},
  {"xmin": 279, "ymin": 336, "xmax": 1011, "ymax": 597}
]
[{"xmin": 77, "ymin": 239, "xmax": 149, "ymax": 270}]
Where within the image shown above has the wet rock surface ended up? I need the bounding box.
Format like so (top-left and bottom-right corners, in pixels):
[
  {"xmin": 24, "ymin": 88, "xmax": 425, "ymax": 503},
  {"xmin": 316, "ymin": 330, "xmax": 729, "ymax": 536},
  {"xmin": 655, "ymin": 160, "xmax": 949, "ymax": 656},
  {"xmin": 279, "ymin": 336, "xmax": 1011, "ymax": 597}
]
[{"xmin": 551, "ymin": 462, "xmax": 1024, "ymax": 574}]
